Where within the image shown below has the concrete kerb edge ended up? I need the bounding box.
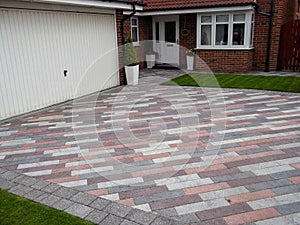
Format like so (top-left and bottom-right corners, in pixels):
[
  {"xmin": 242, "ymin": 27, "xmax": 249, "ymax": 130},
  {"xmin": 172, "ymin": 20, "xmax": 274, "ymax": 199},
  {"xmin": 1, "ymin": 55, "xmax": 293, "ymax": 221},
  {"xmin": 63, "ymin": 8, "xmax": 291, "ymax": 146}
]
[{"xmin": 0, "ymin": 167, "xmax": 187, "ymax": 225}]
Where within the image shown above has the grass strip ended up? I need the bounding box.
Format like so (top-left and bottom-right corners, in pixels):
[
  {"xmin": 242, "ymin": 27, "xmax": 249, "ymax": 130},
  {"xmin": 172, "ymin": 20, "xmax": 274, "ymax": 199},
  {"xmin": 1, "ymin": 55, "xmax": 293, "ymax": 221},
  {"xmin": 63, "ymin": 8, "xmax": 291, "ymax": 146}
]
[
  {"xmin": 162, "ymin": 73, "xmax": 300, "ymax": 93},
  {"xmin": 0, "ymin": 189, "xmax": 94, "ymax": 225}
]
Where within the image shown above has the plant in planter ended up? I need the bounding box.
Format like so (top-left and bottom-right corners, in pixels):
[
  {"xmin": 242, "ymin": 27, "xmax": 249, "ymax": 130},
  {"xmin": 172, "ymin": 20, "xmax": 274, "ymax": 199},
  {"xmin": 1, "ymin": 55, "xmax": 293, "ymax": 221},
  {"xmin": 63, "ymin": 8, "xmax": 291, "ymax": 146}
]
[
  {"xmin": 145, "ymin": 49, "xmax": 156, "ymax": 69},
  {"xmin": 124, "ymin": 36, "xmax": 139, "ymax": 85},
  {"xmin": 186, "ymin": 48, "xmax": 195, "ymax": 71}
]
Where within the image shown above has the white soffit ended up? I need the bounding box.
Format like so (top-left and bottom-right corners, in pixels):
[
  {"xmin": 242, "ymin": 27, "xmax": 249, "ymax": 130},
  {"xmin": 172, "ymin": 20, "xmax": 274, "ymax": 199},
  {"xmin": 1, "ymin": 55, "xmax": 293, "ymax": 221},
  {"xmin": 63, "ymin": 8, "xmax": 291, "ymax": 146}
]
[
  {"xmin": 13, "ymin": 0, "xmax": 143, "ymax": 10},
  {"xmin": 124, "ymin": 5, "xmax": 254, "ymax": 16}
]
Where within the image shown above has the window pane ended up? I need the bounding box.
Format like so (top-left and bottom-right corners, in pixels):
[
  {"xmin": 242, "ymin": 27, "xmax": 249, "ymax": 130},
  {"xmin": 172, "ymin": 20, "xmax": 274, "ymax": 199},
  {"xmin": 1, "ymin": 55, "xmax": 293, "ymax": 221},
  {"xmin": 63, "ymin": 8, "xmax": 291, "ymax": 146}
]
[
  {"xmin": 233, "ymin": 14, "xmax": 245, "ymax": 22},
  {"xmin": 165, "ymin": 21, "xmax": 176, "ymax": 43},
  {"xmin": 216, "ymin": 15, "xmax": 229, "ymax": 23},
  {"xmin": 131, "ymin": 18, "xmax": 137, "ymax": 26},
  {"xmin": 201, "ymin": 25, "xmax": 211, "ymax": 45},
  {"xmin": 155, "ymin": 22, "xmax": 159, "ymax": 41},
  {"xmin": 215, "ymin": 24, "xmax": 228, "ymax": 45},
  {"xmin": 232, "ymin": 24, "xmax": 245, "ymax": 45},
  {"xmin": 201, "ymin": 16, "xmax": 212, "ymax": 23},
  {"xmin": 132, "ymin": 27, "xmax": 138, "ymax": 42}
]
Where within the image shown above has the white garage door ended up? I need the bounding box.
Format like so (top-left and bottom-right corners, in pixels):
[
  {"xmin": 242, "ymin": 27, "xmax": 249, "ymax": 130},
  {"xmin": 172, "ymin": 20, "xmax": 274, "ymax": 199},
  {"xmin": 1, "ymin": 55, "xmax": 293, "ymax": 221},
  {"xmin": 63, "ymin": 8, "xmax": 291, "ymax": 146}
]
[{"xmin": 0, "ymin": 8, "xmax": 119, "ymax": 120}]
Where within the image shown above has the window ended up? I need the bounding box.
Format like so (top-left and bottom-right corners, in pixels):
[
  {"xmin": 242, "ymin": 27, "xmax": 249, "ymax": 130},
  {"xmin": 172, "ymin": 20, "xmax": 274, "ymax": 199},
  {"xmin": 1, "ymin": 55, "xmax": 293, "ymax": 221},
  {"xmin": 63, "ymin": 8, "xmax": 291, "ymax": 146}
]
[
  {"xmin": 131, "ymin": 17, "xmax": 139, "ymax": 44},
  {"xmin": 197, "ymin": 11, "xmax": 254, "ymax": 49},
  {"xmin": 200, "ymin": 16, "xmax": 212, "ymax": 45}
]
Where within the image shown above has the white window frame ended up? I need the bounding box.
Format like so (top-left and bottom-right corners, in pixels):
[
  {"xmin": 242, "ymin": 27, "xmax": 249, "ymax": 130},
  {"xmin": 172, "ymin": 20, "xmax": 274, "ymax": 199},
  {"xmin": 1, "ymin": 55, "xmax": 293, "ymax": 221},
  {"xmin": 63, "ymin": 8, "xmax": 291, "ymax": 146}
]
[
  {"xmin": 196, "ymin": 10, "xmax": 254, "ymax": 50},
  {"xmin": 131, "ymin": 17, "xmax": 139, "ymax": 46}
]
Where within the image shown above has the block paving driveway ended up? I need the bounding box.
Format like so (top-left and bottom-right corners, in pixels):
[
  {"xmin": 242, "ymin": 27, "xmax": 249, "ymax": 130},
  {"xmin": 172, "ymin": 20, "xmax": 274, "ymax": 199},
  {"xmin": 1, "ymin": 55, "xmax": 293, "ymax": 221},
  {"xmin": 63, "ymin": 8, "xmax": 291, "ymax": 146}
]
[{"xmin": 1, "ymin": 69, "xmax": 300, "ymax": 225}]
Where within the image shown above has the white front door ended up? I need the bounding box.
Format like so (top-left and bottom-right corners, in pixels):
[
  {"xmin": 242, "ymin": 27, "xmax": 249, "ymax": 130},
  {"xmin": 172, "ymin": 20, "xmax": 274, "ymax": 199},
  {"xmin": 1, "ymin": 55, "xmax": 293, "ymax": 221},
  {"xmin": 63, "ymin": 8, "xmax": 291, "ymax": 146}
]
[{"xmin": 153, "ymin": 15, "xmax": 179, "ymax": 65}]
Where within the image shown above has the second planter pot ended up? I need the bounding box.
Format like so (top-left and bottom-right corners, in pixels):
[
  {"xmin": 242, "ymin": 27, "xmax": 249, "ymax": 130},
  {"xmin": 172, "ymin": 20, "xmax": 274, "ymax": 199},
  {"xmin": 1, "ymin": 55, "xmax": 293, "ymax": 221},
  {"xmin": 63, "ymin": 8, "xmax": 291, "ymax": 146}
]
[
  {"xmin": 186, "ymin": 55, "xmax": 194, "ymax": 71},
  {"xmin": 145, "ymin": 54, "xmax": 155, "ymax": 69}
]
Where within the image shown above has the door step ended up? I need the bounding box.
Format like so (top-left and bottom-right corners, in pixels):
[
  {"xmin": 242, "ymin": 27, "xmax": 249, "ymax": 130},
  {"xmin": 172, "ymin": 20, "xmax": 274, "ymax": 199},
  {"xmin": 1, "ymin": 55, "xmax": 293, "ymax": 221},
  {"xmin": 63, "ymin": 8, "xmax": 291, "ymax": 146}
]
[{"xmin": 153, "ymin": 63, "xmax": 180, "ymax": 70}]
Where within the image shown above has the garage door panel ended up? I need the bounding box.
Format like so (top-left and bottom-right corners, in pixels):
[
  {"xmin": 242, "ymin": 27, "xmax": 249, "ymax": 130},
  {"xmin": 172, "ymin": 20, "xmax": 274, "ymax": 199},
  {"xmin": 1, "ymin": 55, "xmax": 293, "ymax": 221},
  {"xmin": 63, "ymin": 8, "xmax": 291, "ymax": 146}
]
[{"xmin": 0, "ymin": 9, "xmax": 119, "ymax": 120}]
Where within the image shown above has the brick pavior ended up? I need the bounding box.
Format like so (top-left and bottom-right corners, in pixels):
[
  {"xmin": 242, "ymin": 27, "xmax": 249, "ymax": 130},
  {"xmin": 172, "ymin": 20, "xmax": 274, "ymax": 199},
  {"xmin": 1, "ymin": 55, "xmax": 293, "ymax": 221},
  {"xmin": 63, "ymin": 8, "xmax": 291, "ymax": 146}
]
[{"xmin": 1, "ymin": 69, "xmax": 300, "ymax": 224}]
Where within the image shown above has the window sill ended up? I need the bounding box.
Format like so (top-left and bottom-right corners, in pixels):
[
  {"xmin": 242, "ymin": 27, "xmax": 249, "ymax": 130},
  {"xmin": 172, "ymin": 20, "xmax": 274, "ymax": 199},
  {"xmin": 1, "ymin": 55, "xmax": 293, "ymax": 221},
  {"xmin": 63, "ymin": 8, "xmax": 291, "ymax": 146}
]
[
  {"xmin": 194, "ymin": 47, "xmax": 254, "ymax": 51},
  {"xmin": 133, "ymin": 42, "xmax": 140, "ymax": 47}
]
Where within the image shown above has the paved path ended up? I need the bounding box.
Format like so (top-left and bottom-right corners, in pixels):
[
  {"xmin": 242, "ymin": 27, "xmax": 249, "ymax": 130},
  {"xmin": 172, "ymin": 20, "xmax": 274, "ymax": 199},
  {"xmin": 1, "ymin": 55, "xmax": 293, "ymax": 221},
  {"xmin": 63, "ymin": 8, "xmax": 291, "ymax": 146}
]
[{"xmin": 1, "ymin": 69, "xmax": 300, "ymax": 225}]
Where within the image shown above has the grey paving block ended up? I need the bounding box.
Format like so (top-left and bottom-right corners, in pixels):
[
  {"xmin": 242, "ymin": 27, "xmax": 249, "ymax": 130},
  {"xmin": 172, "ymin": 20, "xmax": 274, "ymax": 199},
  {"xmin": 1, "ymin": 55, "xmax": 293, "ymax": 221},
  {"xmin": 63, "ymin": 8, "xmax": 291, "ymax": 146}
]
[
  {"xmin": 99, "ymin": 214, "xmax": 124, "ymax": 225},
  {"xmin": 0, "ymin": 168, "xmax": 7, "ymax": 174},
  {"xmin": 74, "ymin": 184, "xmax": 98, "ymax": 192},
  {"xmin": 270, "ymin": 170, "xmax": 300, "ymax": 179},
  {"xmin": 0, "ymin": 178, "xmax": 15, "ymax": 190},
  {"xmin": 103, "ymin": 202, "xmax": 132, "ymax": 218},
  {"xmin": 134, "ymin": 190, "xmax": 183, "ymax": 205},
  {"xmin": 9, "ymin": 184, "xmax": 33, "ymax": 196},
  {"xmin": 109, "ymin": 183, "xmax": 154, "ymax": 194},
  {"xmin": 89, "ymin": 197, "xmax": 111, "ymax": 210},
  {"xmin": 246, "ymin": 179, "xmax": 292, "ymax": 192},
  {"xmin": 31, "ymin": 180, "xmax": 49, "ymax": 190},
  {"xmin": 170, "ymin": 213, "xmax": 200, "ymax": 224},
  {"xmin": 155, "ymin": 208, "xmax": 178, "ymax": 218},
  {"xmin": 24, "ymin": 189, "xmax": 45, "ymax": 201},
  {"xmin": 120, "ymin": 220, "xmax": 140, "ymax": 225},
  {"xmin": 212, "ymin": 172, "xmax": 255, "ymax": 183},
  {"xmin": 126, "ymin": 208, "xmax": 157, "ymax": 225},
  {"xmin": 13, "ymin": 175, "xmax": 39, "ymax": 186},
  {"xmin": 53, "ymin": 186, "xmax": 79, "ymax": 199},
  {"xmin": 272, "ymin": 184, "xmax": 300, "ymax": 195},
  {"xmin": 52, "ymin": 199, "xmax": 74, "ymax": 211},
  {"xmin": 39, "ymin": 194, "xmax": 61, "ymax": 207},
  {"xmin": 150, "ymin": 216, "xmax": 180, "ymax": 225},
  {"xmin": 85, "ymin": 209, "xmax": 108, "ymax": 224},
  {"xmin": 65, "ymin": 202, "xmax": 94, "ymax": 219},
  {"xmin": 70, "ymin": 192, "xmax": 97, "ymax": 205},
  {"xmin": 42, "ymin": 183, "xmax": 60, "ymax": 193},
  {"xmin": 35, "ymin": 193, "xmax": 51, "ymax": 202},
  {"xmin": 1, "ymin": 171, "xmax": 22, "ymax": 180},
  {"xmin": 275, "ymin": 201, "xmax": 300, "ymax": 215}
]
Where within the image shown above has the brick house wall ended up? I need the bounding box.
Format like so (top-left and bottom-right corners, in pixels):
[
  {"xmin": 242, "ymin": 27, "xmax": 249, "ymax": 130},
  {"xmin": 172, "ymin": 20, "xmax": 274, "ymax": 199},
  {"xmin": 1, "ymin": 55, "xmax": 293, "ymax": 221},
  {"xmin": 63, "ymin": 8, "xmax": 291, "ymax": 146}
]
[
  {"xmin": 117, "ymin": 0, "xmax": 297, "ymax": 79},
  {"xmin": 116, "ymin": 11, "xmax": 152, "ymax": 85},
  {"xmin": 253, "ymin": 0, "xmax": 297, "ymax": 71}
]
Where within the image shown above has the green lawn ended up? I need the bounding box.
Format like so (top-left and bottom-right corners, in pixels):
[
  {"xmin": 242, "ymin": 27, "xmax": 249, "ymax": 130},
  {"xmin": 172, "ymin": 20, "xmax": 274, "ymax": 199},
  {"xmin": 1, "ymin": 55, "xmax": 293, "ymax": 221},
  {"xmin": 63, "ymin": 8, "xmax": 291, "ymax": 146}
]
[
  {"xmin": 0, "ymin": 189, "xmax": 94, "ymax": 225},
  {"xmin": 162, "ymin": 73, "xmax": 300, "ymax": 93}
]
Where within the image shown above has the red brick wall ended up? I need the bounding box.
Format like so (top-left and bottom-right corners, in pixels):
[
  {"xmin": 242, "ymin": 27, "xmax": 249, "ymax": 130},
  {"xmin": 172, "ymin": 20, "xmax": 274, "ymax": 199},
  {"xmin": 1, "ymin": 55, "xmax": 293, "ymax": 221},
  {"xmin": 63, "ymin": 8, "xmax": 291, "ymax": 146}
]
[
  {"xmin": 196, "ymin": 50, "xmax": 254, "ymax": 73},
  {"xmin": 116, "ymin": 11, "xmax": 152, "ymax": 84},
  {"xmin": 116, "ymin": 10, "xmax": 126, "ymax": 85},
  {"xmin": 122, "ymin": 16, "xmax": 153, "ymax": 69},
  {"xmin": 254, "ymin": 0, "xmax": 297, "ymax": 71},
  {"xmin": 122, "ymin": 1, "xmax": 296, "ymax": 73}
]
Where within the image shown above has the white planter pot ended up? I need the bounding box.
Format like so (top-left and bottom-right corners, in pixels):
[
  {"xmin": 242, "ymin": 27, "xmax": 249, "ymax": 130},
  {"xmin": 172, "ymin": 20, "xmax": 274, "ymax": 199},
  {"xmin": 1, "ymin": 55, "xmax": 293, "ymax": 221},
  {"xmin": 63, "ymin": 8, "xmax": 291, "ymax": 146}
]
[
  {"xmin": 145, "ymin": 54, "xmax": 155, "ymax": 68},
  {"xmin": 186, "ymin": 55, "xmax": 194, "ymax": 70},
  {"xmin": 125, "ymin": 65, "xmax": 139, "ymax": 85}
]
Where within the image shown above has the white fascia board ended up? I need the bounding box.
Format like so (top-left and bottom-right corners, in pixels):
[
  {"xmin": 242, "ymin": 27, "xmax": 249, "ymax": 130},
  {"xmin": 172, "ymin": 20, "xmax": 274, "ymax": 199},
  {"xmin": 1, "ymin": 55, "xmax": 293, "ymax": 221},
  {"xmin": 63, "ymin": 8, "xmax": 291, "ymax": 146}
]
[
  {"xmin": 124, "ymin": 5, "xmax": 253, "ymax": 16},
  {"xmin": 20, "ymin": 0, "xmax": 143, "ymax": 10}
]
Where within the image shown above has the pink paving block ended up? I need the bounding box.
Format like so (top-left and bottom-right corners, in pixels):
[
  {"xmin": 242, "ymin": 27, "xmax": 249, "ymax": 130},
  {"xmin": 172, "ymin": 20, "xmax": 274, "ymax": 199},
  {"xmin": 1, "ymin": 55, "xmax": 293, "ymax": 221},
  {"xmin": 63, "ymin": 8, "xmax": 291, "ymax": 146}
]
[
  {"xmin": 46, "ymin": 175, "xmax": 81, "ymax": 183},
  {"xmin": 132, "ymin": 166, "xmax": 174, "ymax": 177},
  {"xmin": 116, "ymin": 198, "xmax": 135, "ymax": 206},
  {"xmin": 183, "ymin": 182, "xmax": 230, "ymax": 195},
  {"xmin": 291, "ymin": 163, "xmax": 300, "ymax": 169},
  {"xmin": 225, "ymin": 145, "xmax": 260, "ymax": 153},
  {"xmin": 184, "ymin": 164, "xmax": 227, "ymax": 174},
  {"xmin": 289, "ymin": 176, "xmax": 300, "ymax": 184},
  {"xmin": 225, "ymin": 189, "xmax": 276, "ymax": 204},
  {"xmin": 224, "ymin": 208, "xmax": 281, "ymax": 225},
  {"xmin": 86, "ymin": 188, "xmax": 109, "ymax": 196}
]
